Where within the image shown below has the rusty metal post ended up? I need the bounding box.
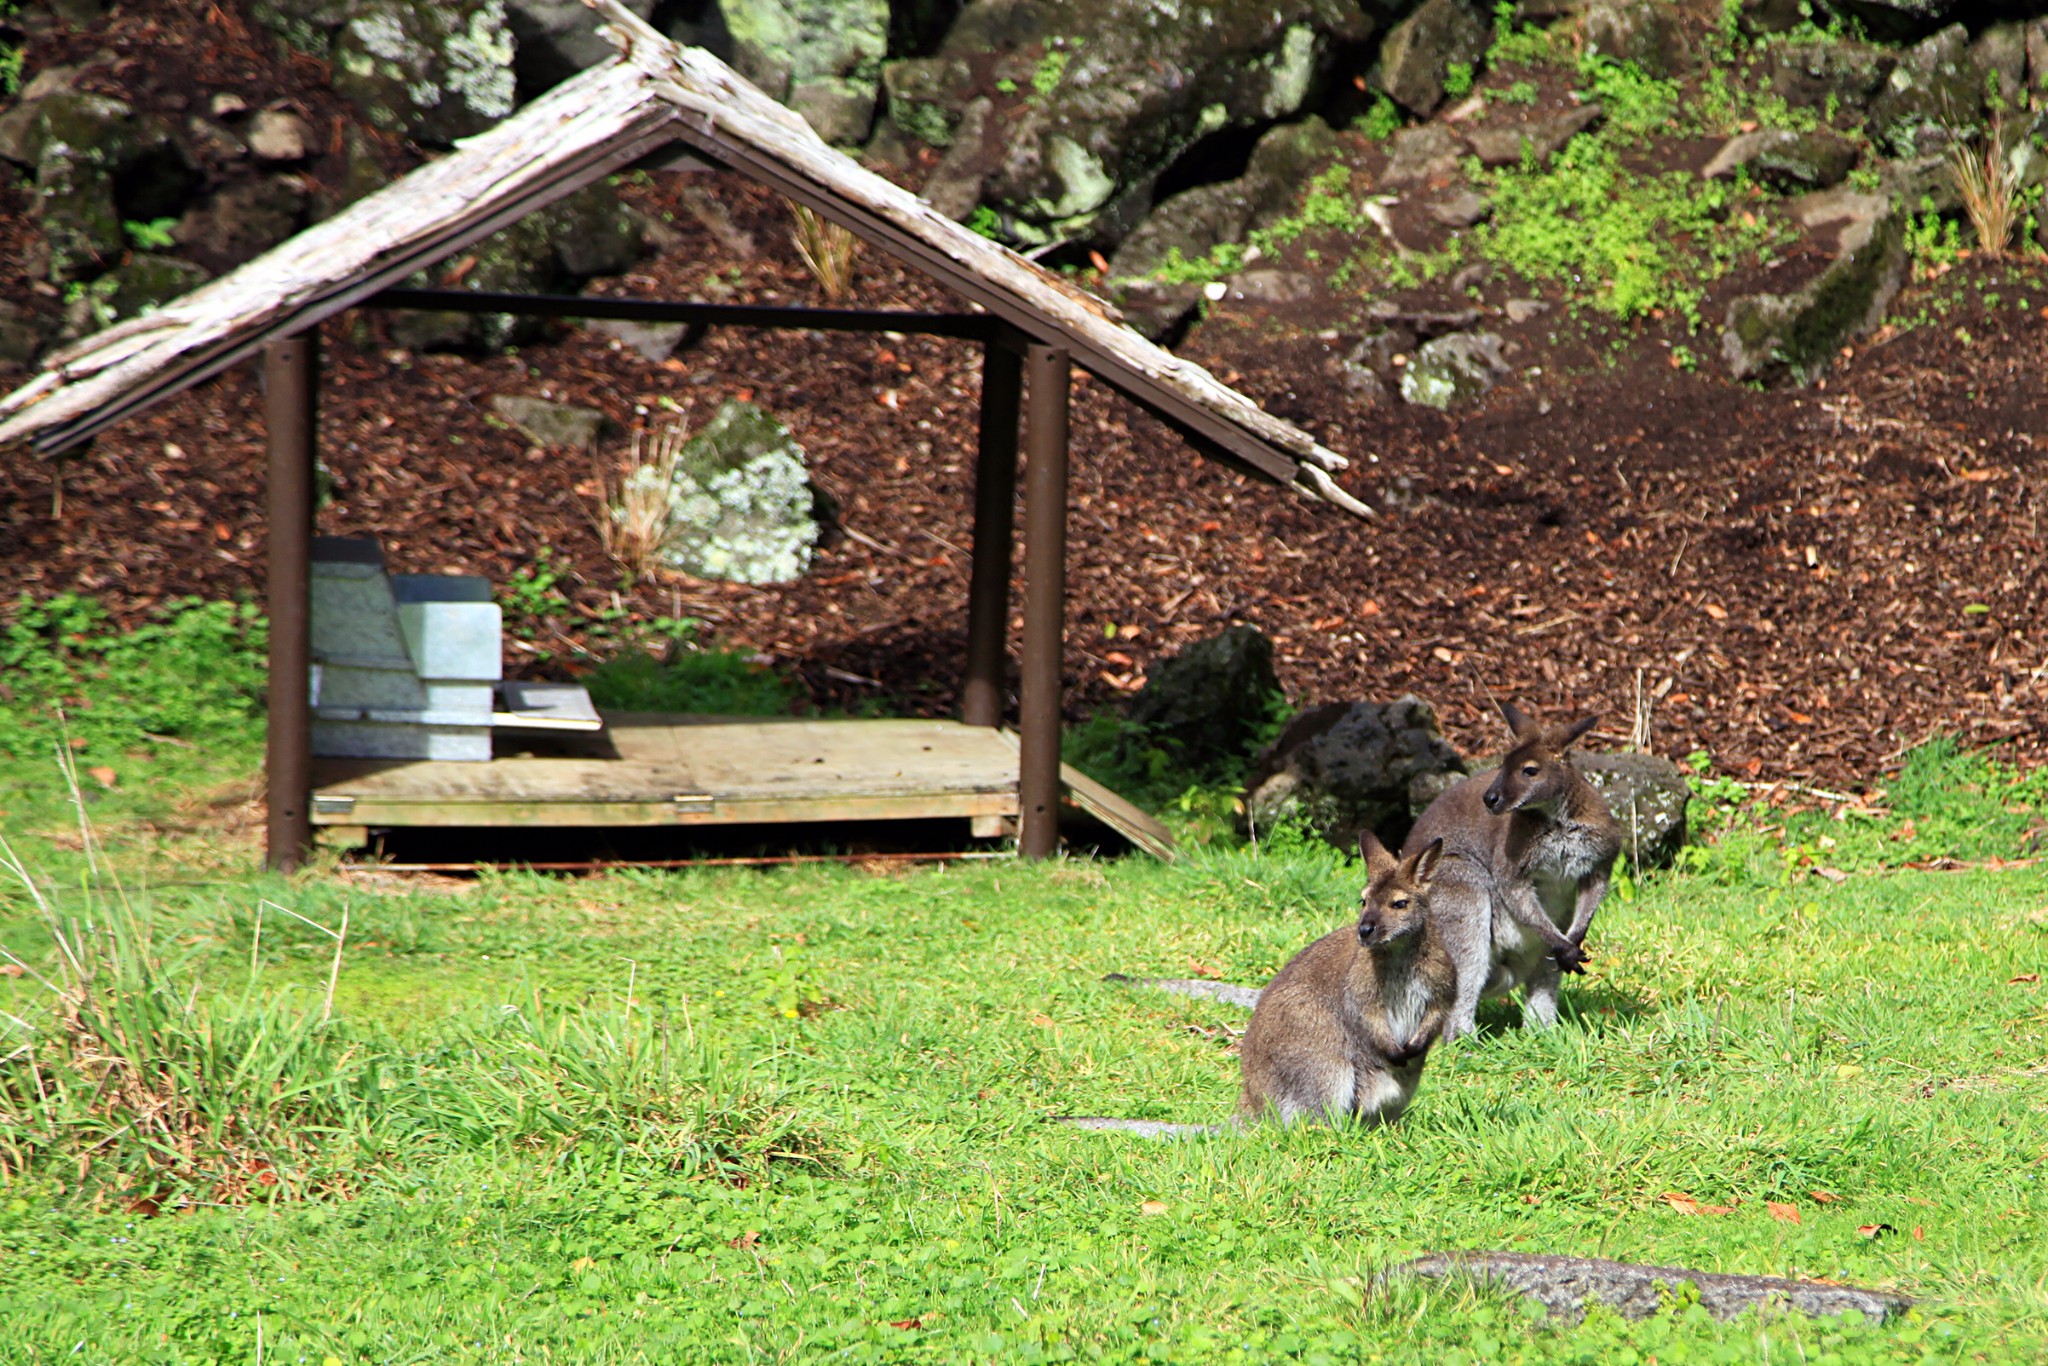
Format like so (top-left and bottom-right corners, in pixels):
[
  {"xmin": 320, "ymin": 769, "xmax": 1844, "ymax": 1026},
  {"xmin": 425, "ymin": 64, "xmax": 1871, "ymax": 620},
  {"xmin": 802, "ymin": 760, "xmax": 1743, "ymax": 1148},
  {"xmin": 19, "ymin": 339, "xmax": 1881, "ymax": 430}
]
[
  {"xmin": 1017, "ymin": 343, "xmax": 1070, "ymax": 860},
  {"xmin": 962, "ymin": 338, "xmax": 1022, "ymax": 728},
  {"xmin": 264, "ymin": 333, "xmax": 317, "ymax": 873}
]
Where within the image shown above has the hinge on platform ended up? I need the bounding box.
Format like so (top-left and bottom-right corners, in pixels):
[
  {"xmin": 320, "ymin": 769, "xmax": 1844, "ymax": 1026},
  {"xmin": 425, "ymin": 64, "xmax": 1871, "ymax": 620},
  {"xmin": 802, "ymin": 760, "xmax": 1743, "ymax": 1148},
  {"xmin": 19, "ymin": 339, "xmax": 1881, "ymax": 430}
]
[
  {"xmin": 313, "ymin": 795, "xmax": 357, "ymax": 817},
  {"xmin": 672, "ymin": 793, "xmax": 716, "ymax": 813}
]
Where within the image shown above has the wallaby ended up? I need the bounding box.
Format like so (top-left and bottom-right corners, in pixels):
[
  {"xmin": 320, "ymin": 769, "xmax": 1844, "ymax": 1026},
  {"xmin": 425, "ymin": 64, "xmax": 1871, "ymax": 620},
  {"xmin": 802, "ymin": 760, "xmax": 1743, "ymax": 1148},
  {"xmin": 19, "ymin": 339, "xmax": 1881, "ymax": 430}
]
[
  {"xmin": 1058, "ymin": 832, "xmax": 1457, "ymax": 1136},
  {"xmin": 1406, "ymin": 701, "xmax": 1623, "ymax": 1041}
]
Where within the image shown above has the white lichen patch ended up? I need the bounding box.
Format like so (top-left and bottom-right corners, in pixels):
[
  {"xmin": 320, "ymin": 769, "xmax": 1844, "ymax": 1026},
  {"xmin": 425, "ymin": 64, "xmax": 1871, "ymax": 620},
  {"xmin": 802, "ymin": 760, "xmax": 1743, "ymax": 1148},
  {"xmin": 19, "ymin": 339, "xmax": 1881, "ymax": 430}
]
[{"xmin": 444, "ymin": 3, "xmax": 516, "ymax": 120}]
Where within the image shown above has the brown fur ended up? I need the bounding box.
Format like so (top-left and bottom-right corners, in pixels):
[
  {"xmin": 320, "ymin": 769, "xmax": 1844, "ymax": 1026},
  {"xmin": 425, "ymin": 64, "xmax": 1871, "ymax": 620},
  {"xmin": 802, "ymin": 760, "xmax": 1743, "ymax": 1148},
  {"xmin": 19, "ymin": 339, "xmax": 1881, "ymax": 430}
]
[
  {"xmin": 1407, "ymin": 701, "xmax": 1624, "ymax": 1038},
  {"xmin": 1236, "ymin": 833, "xmax": 1458, "ymax": 1126}
]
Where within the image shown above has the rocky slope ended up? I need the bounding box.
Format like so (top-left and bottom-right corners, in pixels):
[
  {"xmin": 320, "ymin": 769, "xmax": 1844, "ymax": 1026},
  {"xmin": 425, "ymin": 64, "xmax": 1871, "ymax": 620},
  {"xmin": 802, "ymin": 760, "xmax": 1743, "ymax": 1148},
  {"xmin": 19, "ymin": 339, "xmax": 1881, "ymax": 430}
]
[{"xmin": 2, "ymin": 0, "xmax": 2047, "ymax": 788}]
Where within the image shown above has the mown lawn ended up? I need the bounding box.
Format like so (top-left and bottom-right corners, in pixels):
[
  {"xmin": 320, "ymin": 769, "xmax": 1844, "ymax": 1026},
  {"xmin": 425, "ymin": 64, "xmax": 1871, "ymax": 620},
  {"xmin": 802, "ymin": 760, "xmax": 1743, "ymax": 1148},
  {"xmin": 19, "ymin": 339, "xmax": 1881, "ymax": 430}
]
[{"xmin": 1, "ymin": 603, "xmax": 2044, "ymax": 1363}]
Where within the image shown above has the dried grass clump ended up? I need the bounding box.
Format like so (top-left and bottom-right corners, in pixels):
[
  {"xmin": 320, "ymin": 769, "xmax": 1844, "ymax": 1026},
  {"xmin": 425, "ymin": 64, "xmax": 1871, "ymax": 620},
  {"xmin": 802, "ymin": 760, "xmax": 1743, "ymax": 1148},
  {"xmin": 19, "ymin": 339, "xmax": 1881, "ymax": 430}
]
[
  {"xmin": 595, "ymin": 419, "xmax": 689, "ymax": 581},
  {"xmin": 788, "ymin": 200, "xmax": 860, "ymax": 301},
  {"xmin": 1947, "ymin": 118, "xmax": 2024, "ymax": 259}
]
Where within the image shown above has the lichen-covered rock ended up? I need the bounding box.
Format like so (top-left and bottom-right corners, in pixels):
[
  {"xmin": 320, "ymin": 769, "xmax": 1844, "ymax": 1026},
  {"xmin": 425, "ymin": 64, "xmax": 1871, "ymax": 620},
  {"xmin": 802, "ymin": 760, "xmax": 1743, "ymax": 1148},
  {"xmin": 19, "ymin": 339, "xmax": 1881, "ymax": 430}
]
[
  {"xmin": 1372, "ymin": 0, "xmax": 1489, "ymax": 116},
  {"xmin": 1866, "ymin": 24, "xmax": 1982, "ymax": 159},
  {"xmin": 1104, "ymin": 117, "xmax": 1338, "ymax": 339},
  {"xmin": 905, "ymin": 0, "xmax": 1370, "ymax": 247},
  {"xmin": 100, "ymin": 255, "xmax": 213, "ymax": 321},
  {"xmin": 1121, "ymin": 625, "xmax": 1283, "ymax": 777},
  {"xmin": 1970, "ymin": 22, "xmax": 2029, "ymax": 107},
  {"xmin": 1583, "ymin": 0, "xmax": 1681, "ymax": 76},
  {"xmin": 649, "ymin": 401, "xmax": 822, "ymax": 585},
  {"xmin": 1400, "ymin": 331, "xmax": 1510, "ymax": 409},
  {"xmin": 1722, "ymin": 196, "xmax": 1904, "ymax": 385},
  {"xmin": 1766, "ymin": 38, "xmax": 1894, "ymax": 116},
  {"xmin": 1700, "ymin": 128, "xmax": 1859, "ymax": 189},
  {"xmin": 174, "ymin": 175, "xmax": 309, "ymax": 273},
  {"xmin": 389, "ymin": 182, "xmax": 642, "ymax": 350},
  {"xmin": 1242, "ymin": 696, "xmax": 1467, "ymax": 853},
  {"xmin": 8, "ymin": 90, "xmax": 194, "ymax": 284},
  {"xmin": 331, "ymin": 0, "xmax": 517, "ymax": 147},
  {"xmin": 724, "ymin": 0, "xmax": 889, "ymax": 144},
  {"xmin": 1575, "ymin": 751, "xmax": 1690, "ymax": 870}
]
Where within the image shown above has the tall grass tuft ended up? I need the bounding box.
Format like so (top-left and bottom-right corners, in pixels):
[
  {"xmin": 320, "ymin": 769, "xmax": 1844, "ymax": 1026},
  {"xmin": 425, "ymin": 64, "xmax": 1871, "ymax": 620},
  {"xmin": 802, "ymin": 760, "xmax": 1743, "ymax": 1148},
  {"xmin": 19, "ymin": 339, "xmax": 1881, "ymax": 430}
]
[
  {"xmin": 1948, "ymin": 118, "xmax": 2024, "ymax": 258},
  {"xmin": 595, "ymin": 419, "xmax": 689, "ymax": 581},
  {"xmin": 0, "ymin": 771, "xmax": 828, "ymax": 1209},
  {"xmin": 788, "ymin": 200, "xmax": 860, "ymax": 301}
]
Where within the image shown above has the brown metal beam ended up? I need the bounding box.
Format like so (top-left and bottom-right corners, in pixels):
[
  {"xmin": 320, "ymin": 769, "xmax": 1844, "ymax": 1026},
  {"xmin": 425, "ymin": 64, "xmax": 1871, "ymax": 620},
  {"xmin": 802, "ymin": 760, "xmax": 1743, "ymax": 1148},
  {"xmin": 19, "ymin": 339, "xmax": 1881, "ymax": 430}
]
[
  {"xmin": 365, "ymin": 287, "xmax": 995, "ymax": 339},
  {"xmin": 263, "ymin": 334, "xmax": 317, "ymax": 873},
  {"xmin": 962, "ymin": 338, "xmax": 1022, "ymax": 728},
  {"xmin": 1017, "ymin": 343, "xmax": 1070, "ymax": 860}
]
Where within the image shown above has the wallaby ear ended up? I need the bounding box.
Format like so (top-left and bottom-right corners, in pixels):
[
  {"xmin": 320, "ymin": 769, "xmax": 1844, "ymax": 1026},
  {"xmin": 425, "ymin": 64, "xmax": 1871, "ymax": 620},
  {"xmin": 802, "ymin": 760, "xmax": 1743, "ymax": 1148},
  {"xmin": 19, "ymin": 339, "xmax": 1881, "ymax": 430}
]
[
  {"xmin": 1559, "ymin": 714, "xmax": 1598, "ymax": 748},
  {"xmin": 1358, "ymin": 829, "xmax": 1397, "ymax": 877},
  {"xmin": 1405, "ymin": 836, "xmax": 1445, "ymax": 884},
  {"xmin": 1500, "ymin": 701, "xmax": 1536, "ymax": 739}
]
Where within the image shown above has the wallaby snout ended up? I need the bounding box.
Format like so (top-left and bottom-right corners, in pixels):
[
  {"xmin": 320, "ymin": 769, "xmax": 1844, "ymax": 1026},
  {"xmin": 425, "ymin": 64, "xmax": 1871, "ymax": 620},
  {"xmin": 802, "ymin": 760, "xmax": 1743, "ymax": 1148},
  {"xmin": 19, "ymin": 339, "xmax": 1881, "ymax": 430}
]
[{"xmin": 1356, "ymin": 909, "xmax": 1382, "ymax": 943}]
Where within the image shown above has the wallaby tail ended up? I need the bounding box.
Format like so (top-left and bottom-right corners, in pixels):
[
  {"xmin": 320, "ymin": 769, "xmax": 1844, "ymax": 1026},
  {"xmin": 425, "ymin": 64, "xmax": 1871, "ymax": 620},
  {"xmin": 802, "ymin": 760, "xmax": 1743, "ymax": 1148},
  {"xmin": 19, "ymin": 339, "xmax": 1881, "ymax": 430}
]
[
  {"xmin": 1102, "ymin": 973, "xmax": 1262, "ymax": 1010},
  {"xmin": 1051, "ymin": 1115, "xmax": 1234, "ymax": 1140}
]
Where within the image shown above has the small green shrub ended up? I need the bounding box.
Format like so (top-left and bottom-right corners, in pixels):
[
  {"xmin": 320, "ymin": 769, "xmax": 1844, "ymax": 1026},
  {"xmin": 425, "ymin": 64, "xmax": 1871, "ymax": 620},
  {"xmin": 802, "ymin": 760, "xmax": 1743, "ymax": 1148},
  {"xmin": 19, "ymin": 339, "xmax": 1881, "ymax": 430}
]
[
  {"xmin": 1443, "ymin": 61, "xmax": 1474, "ymax": 100},
  {"xmin": 582, "ymin": 647, "xmax": 805, "ymax": 717},
  {"xmin": 122, "ymin": 217, "xmax": 179, "ymax": 250},
  {"xmin": 1358, "ymin": 94, "xmax": 1402, "ymax": 141}
]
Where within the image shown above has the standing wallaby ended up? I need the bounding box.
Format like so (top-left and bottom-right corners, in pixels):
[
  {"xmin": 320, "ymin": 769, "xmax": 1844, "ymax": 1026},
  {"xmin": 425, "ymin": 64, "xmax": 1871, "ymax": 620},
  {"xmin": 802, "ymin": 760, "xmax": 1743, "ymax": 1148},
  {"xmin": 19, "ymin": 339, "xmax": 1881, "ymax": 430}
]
[
  {"xmin": 1407, "ymin": 701, "xmax": 1623, "ymax": 1040},
  {"xmin": 1059, "ymin": 831, "xmax": 1457, "ymax": 1137},
  {"xmin": 1236, "ymin": 831, "xmax": 1458, "ymax": 1125}
]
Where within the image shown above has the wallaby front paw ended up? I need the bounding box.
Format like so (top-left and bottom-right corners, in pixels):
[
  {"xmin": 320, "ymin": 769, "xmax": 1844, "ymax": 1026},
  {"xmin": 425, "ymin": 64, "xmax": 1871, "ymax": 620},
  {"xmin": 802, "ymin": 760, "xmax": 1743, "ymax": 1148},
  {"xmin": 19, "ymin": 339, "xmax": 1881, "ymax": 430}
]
[{"xmin": 1553, "ymin": 943, "xmax": 1590, "ymax": 974}]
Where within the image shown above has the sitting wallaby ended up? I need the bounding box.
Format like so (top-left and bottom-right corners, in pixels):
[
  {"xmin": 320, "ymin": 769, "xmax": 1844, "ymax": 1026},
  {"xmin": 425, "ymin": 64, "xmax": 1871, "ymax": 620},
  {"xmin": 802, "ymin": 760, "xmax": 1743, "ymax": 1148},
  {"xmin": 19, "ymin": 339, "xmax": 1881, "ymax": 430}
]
[
  {"xmin": 1059, "ymin": 832, "xmax": 1457, "ymax": 1137},
  {"xmin": 1406, "ymin": 701, "xmax": 1623, "ymax": 1041}
]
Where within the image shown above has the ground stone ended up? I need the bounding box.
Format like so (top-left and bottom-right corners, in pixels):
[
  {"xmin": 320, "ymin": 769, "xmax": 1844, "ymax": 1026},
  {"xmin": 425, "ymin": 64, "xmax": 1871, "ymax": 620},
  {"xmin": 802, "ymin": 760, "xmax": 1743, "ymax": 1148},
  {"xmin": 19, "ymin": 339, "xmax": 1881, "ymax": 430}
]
[
  {"xmin": 245, "ymin": 109, "xmax": 313, "ymax": 162},
  {"xmin": 329, "ymin": 0, "xmax": 517, "ymax": 147},
  {"xmin": 1767, "ymin": 38, "xmax": 1894, "ymax": 116},
  {"xmin": 1120, "ymin": 625, "xmax": 1283, "ymax": 777},
  {"xmin": 1428, "ymin": 189, "xmax": 1490, "ymax": 227},
  {"xmin": 650, "ymin": 400, "xmax": 822, "ymax": 585},
  {"xmin": 173, "ymin": 174, "xmax": 309, "ymax": 273},
  {"xmin": 1700, "ymin": 127, "xmax": 1859, "ymax": 189},
  {"xmin": 1371, "ymin": 0, "xmax": 1490, "ymax": 116},
  {"xmin": 1241, "ymin": 695, "xmax": 1467, "ymax": 852},
  {"xmin": 589, "ymin": 318, "xmax": 687, "ymax": 362},
  {"xmin": 490, "ymin": 393, "xmax": 610, "ymax": 449},
  {"xmin": 1575, "ymin": 751, "xmax": 1691, "ymax": 870},
  {"xmin": 1390, "ymin": 1253, "xmax": 1912, "ymax": 1324},
  {"xmin": 1583, "ymin": 0, "xmax": 1680, "ymax": 76},
  {"xmin": 1382, "ymin": 123, "xmax": 1464, "ymax": 187},
  {"xmin": 1866, "ymin": 24, "xmax": 1982, "ymax": 159},
  {"xmin": 1723, "ymin": 196, "xmax": 1904, "ymax": 385},
  {"xmin": 1462, "ymin": 101, "xmax": 1603, "ymax": 167},
  {"xmin": 1400, "ymin": 331, "xmax": 1509, "ymax": 409}
]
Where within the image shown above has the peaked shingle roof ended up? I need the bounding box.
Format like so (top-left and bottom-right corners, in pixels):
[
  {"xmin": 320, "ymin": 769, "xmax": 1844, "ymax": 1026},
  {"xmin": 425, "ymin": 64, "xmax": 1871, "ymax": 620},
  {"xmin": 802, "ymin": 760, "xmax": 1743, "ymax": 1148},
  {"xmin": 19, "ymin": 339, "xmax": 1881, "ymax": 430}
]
[{"xmin": 0, "ymin": 0, "xmax": 1370, "ymax": 517}]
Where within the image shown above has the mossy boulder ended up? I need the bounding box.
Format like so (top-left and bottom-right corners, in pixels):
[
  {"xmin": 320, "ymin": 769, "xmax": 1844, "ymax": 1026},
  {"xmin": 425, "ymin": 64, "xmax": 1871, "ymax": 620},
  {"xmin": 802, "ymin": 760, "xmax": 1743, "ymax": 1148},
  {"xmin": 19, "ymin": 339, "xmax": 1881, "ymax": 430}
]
[
  {"xmin": 1118, "ymin": 625, "xmax": 1285, "ymax": 780},
  {"xmin": 1371, "ymin": 0, "xmax": 1490, "ymax": 116},
  {"xmin": 2, "ymin": 89, "xmax": 192, "ymax": 284},
  {"xmin": 723, "ymin": 0, "xmax": 889, "ymax": 144},
  {"xmin": 1583, "ymin": 0, "xmax": 1681, "ymax": 77},
  {"xmin": 173, "ymin": 175, "xmax": 310, "ymax": 273},
  {"xmin": 1242, "ymin": 695, "xmax": 1467, "ymax": 853},
  {"xmin": 1722, "ymin": 197, "xmax": 1905, "ymax": 386},
  {"xmin": 1700, "ymin": 128, "xmax": 1860, "ymax": 189},
  {"xmin": 1400, "ymin": 331, "xmax": 1510, "ymax": 410},
  {"xmin": 1104, "ymin": 117, "xmax": 1339, "ymax": 339},
  {"xmin": 1866, "ymin": 24, "xmax": 1983, "ymax": 159},
  {"xmin": 893, "ymin": 0, "xmax": 1370, "ymax": 247},
  {"xmin": 1766, "ymin": 38, "xmax": 1894, "ymax": 116},
  {"xmin": 647, "ymin": 401, "xmax": 823, "ymax": 585}
]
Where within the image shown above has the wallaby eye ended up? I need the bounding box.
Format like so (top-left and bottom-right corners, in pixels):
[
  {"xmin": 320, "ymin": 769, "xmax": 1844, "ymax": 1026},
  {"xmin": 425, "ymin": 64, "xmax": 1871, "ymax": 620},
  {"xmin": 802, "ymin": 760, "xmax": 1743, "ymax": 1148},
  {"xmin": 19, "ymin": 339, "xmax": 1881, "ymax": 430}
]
[
  {"xmin": 1522, "ymin": 764, "xmax": 1539, "ymax": 777},
  {"xmin": 1389, "ymin": 897, "xmax": 1409, "ymax": 909}
]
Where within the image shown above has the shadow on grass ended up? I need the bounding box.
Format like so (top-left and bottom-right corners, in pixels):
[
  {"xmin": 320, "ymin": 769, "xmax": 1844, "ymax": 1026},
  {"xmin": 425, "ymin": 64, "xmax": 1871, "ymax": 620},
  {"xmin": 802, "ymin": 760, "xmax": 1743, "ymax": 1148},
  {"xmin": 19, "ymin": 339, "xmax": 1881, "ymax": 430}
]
[{"xmin": 1465, "ymin": 981, "xmax": 1655, "ymax": 1039}]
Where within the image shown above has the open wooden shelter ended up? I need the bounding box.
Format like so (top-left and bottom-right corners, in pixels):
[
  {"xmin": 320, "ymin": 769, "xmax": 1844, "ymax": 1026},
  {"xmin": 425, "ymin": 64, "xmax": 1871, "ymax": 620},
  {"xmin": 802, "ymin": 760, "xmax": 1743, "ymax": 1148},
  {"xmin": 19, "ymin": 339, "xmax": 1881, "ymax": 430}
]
[{"xmin": 0, "ymin": 0, "xmax": 1371, "ymax": 872}]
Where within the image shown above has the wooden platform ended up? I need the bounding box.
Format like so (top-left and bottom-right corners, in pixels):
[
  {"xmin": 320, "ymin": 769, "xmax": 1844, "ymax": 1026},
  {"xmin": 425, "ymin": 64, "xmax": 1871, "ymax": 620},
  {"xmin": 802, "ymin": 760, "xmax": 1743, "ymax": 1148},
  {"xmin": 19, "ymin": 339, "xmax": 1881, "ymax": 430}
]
[{"xmin": 309, "ymin": 714, "xmax": 1173, "ymax": 858}]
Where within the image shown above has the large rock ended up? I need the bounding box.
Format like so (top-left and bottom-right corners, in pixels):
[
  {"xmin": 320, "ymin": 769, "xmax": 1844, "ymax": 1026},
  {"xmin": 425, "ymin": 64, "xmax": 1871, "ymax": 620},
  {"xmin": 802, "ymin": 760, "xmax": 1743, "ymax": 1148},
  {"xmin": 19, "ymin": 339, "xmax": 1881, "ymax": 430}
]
[
  {"xmin": 1461, "ymin": 102, "xmax": 1602, "ymax": 168},
  {"xmin": 505, "ymin": 0, "xmax": 659, "ymax": 94},
  {"xmin": 1104, "ymin": 118, "xmax": 1339, "ymax": 339},
  {"xmin": 724, "ymin": 0, "xmax": 889, "ymax": 145},
  {"xmin": 329, "ymin": 0, "xmax": 518, "ymax": 146},
  {"xmin": 489, "ymin": 393, "xmax": 609, "ymax": 449},
  {"xmin": 896, "ymin": 0, "xmax": 1371, "ymax": 247},
  {"xmin": 1766, "ymin": 39, "xmax": 1894, "ymax": 117},
  {"xmin": 1865, "ymin": 24, "xmax": 1982, "ymax": 159},
  {"xmin": 1699, "ymin": 128, "xmax": 1859, "ymax": 190},
  {"xmin": 1120, "ymin": 625, "xmax": 1283, "ymax": 776},
  {"xmin": 1582, "ymin": 0, "xmax": 1681, "ymax": 76},
  {"xmin": 1, "ymin": 86, "xmax": 193, "ymax": 284},
  {"xmin": 647, "ymin": 401, "xmax": 823, "ymax": 585},
  {"xmin": 0, "ymin": 301, "xmax": 50, "ymax": 371},
  {"xmin": 1722, "ymin": 194, "xmax": 1904, "ymax": 386},
  {"xmin": 1400, "ymin": 331, "xmax": 1510, "ymax": 409},
  {"xmin": 1371, "ymin": 0, "xmax": 1489, "ymax": 117},
  {"xmin": 389, "ymin": 183, "xmax": 642, "ymax": 351},
  {"xmin": 1575, "ymin": 751, "xmax": 1690, "ymax": 870},
  {"xmin": 1242, "ymin": 696, "xmax": 1467, "ymax": 852},
  {"xmin": 173, "ymin": 175, "xmax": 310, "ymax": 273}
]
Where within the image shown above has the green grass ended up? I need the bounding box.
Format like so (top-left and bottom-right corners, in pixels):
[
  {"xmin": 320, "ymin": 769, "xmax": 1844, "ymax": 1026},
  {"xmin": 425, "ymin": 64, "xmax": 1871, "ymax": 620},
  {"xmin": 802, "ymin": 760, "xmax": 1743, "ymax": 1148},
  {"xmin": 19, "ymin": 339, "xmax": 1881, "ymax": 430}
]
[{"xmin": 2, "ymin": 604, "xmax": 2045, "ymax": 1361}]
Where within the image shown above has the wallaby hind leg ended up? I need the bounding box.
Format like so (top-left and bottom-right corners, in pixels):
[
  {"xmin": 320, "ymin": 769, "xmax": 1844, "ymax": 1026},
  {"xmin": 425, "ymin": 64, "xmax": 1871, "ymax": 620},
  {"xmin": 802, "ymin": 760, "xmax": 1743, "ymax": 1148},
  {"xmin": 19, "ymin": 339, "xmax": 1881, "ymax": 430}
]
[
  {"xmin": 1520, "ymin": 958, "xmax": 1563, "ymax": 1030},
  {"xmin": 1428, "ymin": 876, "xmax": 1494, "ymax": 1042}
]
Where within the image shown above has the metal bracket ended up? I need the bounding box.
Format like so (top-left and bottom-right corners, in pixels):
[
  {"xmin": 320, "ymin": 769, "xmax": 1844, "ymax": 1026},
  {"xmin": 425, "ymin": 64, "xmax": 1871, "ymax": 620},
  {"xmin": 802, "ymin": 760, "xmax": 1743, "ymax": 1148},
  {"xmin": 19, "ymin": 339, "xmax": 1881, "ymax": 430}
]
[
  {"xmin": 312, "ymin": 795, "xmax": 357, "ymax": 817},
  {"xmin": 672, "ymin": 793, "xmax": 716, "ymax": 814}
]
